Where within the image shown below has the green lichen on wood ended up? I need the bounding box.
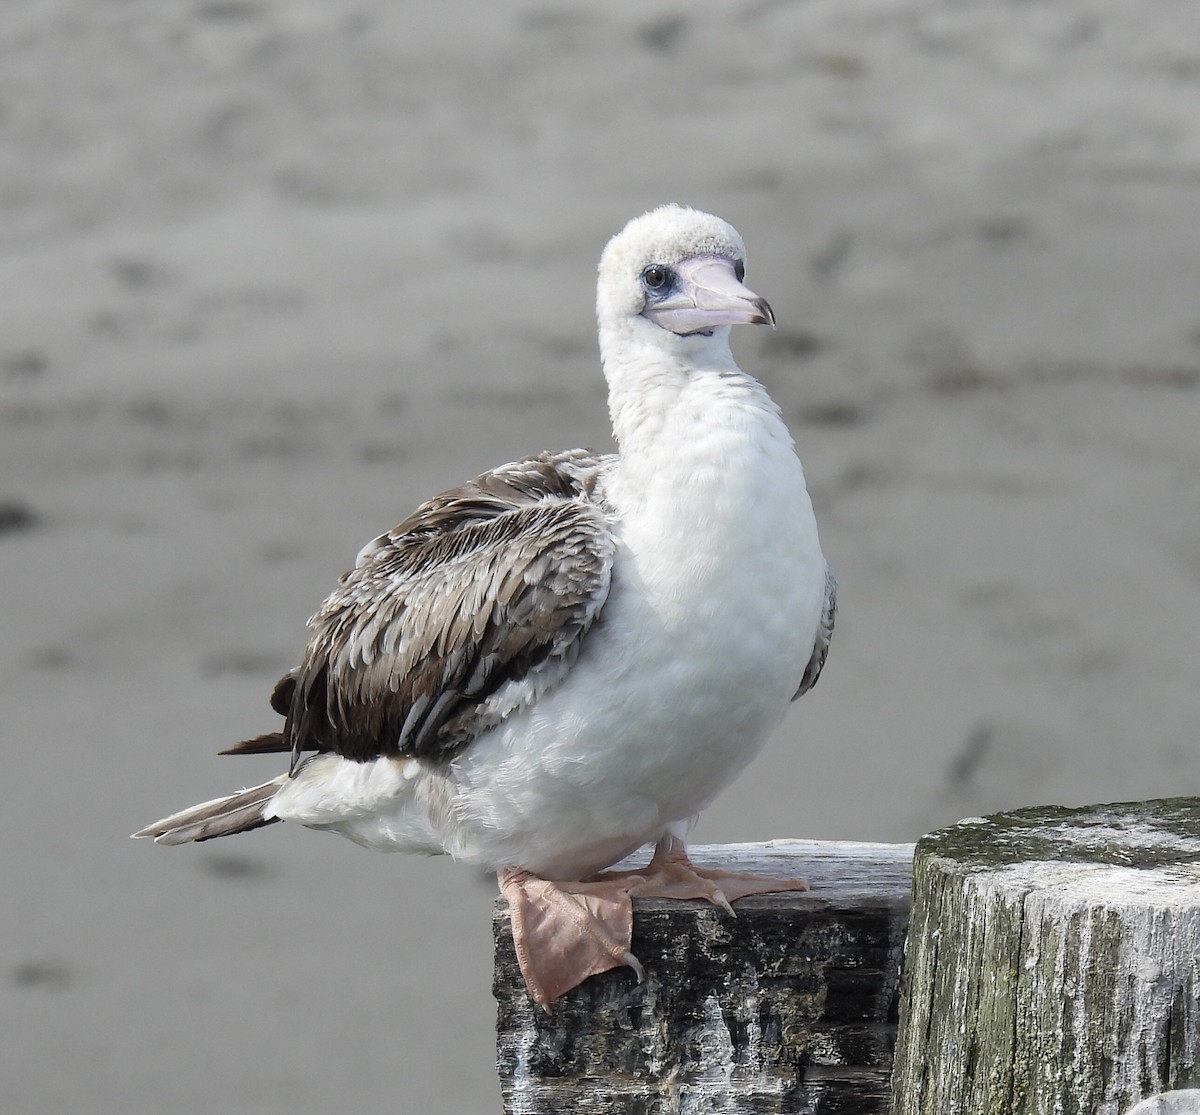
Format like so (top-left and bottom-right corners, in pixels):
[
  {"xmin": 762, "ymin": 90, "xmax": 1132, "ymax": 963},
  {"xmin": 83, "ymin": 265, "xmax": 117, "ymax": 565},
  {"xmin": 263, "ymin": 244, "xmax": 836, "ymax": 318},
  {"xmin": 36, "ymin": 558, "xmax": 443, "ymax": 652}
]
[
  {"xmin": 893, "ymin": 798, "xmax": 1200, "ymax": 1115},
  {"xmin": 917, "ymin": 797, "xmax": 1200, "ymax": 871}
]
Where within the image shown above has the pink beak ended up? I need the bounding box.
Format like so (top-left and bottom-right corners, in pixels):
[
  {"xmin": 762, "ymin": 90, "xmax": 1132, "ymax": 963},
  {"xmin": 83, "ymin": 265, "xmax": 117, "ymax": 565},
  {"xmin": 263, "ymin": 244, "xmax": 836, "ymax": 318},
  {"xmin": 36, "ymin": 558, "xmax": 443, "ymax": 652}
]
[{"xmin": 642, "ymin": 256, "xmax": 775, "ymax": 336}]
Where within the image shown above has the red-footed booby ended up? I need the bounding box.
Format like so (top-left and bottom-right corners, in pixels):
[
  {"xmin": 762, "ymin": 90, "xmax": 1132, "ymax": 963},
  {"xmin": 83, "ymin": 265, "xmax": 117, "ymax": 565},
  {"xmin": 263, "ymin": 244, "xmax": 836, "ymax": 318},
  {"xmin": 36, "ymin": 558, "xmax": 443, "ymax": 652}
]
[{"xmin": 135, "ymin": 205, "xmax": 836, "ymax": 1010}]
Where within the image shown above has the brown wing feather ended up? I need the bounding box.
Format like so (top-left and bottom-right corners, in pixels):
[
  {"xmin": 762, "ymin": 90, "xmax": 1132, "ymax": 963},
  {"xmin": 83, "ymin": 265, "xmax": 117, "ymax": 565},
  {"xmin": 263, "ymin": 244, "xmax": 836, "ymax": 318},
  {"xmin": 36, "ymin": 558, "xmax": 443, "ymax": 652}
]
[
  {"xmin": 228, "ymin": 450, "xmax": 615, "ymax": 768},
  {"xmin": 794, "ymin": 563, "xmax": 837, "ymax": 699}
]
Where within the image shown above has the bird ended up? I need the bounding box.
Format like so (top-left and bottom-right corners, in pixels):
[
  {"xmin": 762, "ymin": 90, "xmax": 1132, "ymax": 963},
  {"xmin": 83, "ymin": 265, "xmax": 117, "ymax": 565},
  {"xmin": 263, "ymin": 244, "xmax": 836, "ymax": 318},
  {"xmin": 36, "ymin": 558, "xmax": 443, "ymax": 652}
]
[{"xmin": 135, "ymin": 204, "xmax": 836, "ymax": 1010}]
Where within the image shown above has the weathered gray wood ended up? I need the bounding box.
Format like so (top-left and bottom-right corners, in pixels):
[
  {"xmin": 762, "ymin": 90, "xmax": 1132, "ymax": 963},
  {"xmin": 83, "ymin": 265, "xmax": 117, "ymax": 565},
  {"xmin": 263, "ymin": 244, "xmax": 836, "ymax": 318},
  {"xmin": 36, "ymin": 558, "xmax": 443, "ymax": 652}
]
[
  {"xmin": 892, "ymin": 798, "xmax": 1200, "ymax": 1115},
  {"xmin": 494, "ymin": 839, "xmax": 914, "ymax": 1114},
  {"xmin": 1126, "ymin": 1092, "xmax": 1200, "ymax": 1115}
]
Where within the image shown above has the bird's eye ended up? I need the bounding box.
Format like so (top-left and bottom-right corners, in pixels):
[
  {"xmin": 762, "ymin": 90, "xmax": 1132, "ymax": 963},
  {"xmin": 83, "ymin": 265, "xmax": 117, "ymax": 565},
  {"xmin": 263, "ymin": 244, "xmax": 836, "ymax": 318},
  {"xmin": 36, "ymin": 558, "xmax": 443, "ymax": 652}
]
[
  {"xmin": 734, "ymin": 260, "xmax": 746, "ymax": 282},
  {"xmin": 641, "ymin": 265, "xmax": 671, "ymax": 291}
]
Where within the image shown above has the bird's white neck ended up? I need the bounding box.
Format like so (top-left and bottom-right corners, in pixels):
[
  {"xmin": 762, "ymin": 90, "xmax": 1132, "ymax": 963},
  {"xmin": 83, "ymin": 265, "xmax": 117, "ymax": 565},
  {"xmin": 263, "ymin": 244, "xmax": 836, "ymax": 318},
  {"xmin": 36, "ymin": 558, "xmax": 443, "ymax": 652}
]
[
  {"xmin": 601, "ymin": 324, "xmax": 750, "ymax": 457},
  {"xmin": 601, "ymin": 330, "xmax": 807, "ymax": 559}
]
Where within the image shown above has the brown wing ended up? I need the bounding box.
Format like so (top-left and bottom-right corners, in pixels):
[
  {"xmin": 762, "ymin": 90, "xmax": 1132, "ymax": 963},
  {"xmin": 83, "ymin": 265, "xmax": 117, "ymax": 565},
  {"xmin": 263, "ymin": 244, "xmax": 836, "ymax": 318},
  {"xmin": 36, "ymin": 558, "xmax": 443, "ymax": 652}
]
[
  {"xmin": 794, "ymin": 563, "xmax": 836, "ymax": 699},
  {"xmin": 224, "ymin": 450, "xmax": 615, "ymax": 770}
]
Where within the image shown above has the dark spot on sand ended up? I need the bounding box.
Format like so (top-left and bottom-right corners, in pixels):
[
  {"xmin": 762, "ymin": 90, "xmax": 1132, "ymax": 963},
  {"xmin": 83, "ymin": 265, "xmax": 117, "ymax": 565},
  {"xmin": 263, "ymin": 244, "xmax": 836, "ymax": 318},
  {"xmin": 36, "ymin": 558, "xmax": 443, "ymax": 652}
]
[
  {"xmin": 110, "ymin": 257, "xmax": 174, "ymax": 290},
  {"xmin": 28, "ymin": 646, "xmax": 74, "ymax": 670},
  {"xmin": 809, "ymin": 229, "xmax": 853, "ymax": 281},
  {"xmin": 1123, "ymin": 364, "xmax": 1200, "ymax": 389},
  {"xmin": 201, "ymin": 650, "xmax": 289, "ymax": 677},
  {"xmin": 907, "ymin": 326, "xmax": 996, "ymax": 393},
  {"xmin": 799, "ymin": 400, "xmax": 868, "ymax": 427},
  {"xmin": 0, "ymin": 500, "xmax": 38, "ymax": 536},
  {"xmin": 11, "ymin": 959, "xmax": 75, "ymax": 991},
  {"xmin": 638, "ymin": 14, "xmax": 688, "ymax": 53},
  {"xmin": 3, "ymin": 350, "xmax": 48, "ymax": 380},
  {"xmin": 814, "ymin": 52, "xmax": 867, "ymax": 77},
  {"xmin": 259, "ymin": 539, "xmax": 304, "ymax": 564},
  {"xmin": 763, "ymin": 330, "xmax": 824, "ymax": 360},
  {"xmin": 976, "ymin": 215, "xmax": 1036, "ymax": 245},
  {"xmin": 196, "ymin": 0, "xmax": 262, "ymax": 19},
  {"xmin": 949, "ymin": 723, "xmax": 995, "ymax": 789},
  {"xmin": 200, "ymin": 854, "xmax": 278, "ymax": 880},
  {"xmin": 833, "ymin": 461, "xmax": 888, "ymax": 493}
]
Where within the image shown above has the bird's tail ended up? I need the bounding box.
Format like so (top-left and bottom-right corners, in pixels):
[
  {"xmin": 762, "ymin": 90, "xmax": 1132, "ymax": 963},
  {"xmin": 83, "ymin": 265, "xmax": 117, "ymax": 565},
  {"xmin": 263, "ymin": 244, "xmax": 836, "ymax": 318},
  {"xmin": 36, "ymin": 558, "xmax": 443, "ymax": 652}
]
[{"xmin": 132, "ymin": 776, "xmax": 288, "ymax": 845}]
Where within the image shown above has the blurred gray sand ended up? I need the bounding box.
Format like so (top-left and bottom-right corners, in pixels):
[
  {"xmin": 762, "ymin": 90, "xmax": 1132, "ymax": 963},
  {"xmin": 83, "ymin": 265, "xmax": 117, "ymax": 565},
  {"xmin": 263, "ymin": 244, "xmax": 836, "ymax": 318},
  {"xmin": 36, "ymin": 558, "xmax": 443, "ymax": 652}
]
[{"xmin": 2, "ymin": 2, "xmax": 1199, "ymax": 1111}]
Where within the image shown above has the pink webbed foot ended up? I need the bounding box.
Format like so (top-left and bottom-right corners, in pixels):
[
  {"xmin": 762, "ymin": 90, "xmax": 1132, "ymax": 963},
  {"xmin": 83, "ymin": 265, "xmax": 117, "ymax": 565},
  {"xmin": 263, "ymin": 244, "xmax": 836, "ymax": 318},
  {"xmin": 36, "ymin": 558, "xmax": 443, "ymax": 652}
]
[
  {"xmin": 598, "ymin": 833, "xmax": 809, "ymax": 912},
  {"xmin": 499, "ymin": 835, "xmax": 808, "ymax": 1011},
  {"xmin": 499, "ymin": 869, "xmax": 646, "ymax": 1012}
]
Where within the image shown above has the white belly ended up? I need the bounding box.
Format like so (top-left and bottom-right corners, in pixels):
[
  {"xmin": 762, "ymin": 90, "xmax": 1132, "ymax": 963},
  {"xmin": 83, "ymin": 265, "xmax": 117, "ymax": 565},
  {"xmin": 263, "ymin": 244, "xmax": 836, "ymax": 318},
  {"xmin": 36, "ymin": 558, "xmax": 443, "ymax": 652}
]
[{"xmin": 447, "ymin": 397, "xmax": 826, "ymax": 877}]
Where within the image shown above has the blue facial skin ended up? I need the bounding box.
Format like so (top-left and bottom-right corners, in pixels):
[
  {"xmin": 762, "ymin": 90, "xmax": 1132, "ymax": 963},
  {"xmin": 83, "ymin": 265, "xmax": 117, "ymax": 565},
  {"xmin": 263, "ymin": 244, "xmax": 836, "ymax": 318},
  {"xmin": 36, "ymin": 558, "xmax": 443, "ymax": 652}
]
[{"xmin": 639, "ymin": 256, "xmax": 764, "ymax": 338}]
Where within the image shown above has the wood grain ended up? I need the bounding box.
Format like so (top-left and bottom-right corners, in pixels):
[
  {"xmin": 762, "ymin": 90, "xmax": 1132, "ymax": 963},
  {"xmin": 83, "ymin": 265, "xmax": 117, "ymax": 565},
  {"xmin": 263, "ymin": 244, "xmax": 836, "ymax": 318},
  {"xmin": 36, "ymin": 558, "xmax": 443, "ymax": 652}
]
[{"xmin": 893, "ymin": 798, "xmax": 1200, "ymax": 1115}]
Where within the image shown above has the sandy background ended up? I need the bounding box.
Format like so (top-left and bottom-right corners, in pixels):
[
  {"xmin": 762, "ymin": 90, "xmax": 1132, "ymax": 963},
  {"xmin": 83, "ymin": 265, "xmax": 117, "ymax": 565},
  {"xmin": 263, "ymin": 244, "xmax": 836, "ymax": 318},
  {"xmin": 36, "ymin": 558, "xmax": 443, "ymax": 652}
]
[{"xmin": 2, "ymin": 1, "xmax": 1198, "ymax": 1111}]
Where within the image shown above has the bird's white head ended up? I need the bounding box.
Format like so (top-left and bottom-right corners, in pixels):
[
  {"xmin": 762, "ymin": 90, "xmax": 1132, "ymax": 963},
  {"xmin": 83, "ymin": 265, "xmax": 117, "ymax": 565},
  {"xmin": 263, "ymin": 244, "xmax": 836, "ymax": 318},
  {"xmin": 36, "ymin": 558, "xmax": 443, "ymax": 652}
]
[{"xmin": 596, "ymin": 204, "xmax": 774, "ymax": 363}]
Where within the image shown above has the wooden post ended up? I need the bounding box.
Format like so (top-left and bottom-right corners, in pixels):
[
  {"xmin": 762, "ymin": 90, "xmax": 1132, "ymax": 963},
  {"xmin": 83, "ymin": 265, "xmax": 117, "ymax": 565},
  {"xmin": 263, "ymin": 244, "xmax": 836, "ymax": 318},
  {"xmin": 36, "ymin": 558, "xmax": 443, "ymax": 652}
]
[
  {"xmin": 493, "ymin": 839, "xmax": 914, "ymax": 1114},
  {"xmin": 892, "ymin": 797, "xmax": 1200, "ymax": 1115}
]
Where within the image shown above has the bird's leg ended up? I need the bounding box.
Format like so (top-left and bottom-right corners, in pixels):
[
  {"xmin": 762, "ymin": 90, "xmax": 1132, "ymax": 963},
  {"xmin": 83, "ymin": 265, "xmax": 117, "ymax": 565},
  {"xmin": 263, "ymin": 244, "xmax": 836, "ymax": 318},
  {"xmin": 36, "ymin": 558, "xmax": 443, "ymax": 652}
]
[
  {"xmin": 498, "ymin": 868, "xmax": 646, "ymax": 1013},
  {"xmin": 597, "ymin": 831, "xmax": 809, "ymax": 912}
]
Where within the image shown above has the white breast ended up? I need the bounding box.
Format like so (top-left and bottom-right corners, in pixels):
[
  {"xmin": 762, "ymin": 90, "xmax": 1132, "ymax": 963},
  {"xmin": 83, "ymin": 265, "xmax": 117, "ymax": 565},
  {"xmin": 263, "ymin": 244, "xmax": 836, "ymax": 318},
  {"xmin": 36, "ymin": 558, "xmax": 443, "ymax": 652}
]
[{"xmin": 441, "ymin": 369, "xmax": 827, "ymax": 878}]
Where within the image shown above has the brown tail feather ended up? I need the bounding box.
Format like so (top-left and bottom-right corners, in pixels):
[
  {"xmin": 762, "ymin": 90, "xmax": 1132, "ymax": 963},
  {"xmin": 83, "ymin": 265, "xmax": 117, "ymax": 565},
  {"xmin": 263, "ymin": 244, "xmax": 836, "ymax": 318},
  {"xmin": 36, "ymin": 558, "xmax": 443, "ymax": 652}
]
[
  {"xmin": 132, "ymin": 776, "xmax": 287, "ymax": 845},
  {"xmin": 218, "ymin": 731, "xmax": 289, "ymax": 756}
]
